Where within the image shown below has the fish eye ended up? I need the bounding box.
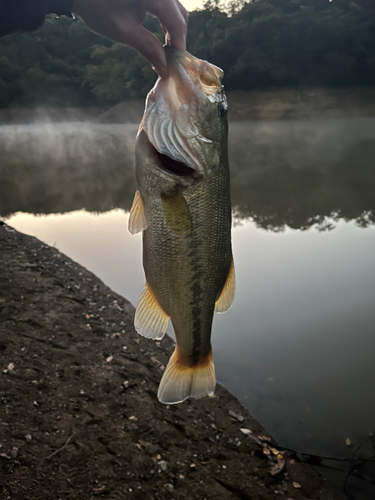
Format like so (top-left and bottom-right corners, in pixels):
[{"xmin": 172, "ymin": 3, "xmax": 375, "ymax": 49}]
[{"xmin": 218, "ymin": 101, "xmax": 228, "ymax": 117}]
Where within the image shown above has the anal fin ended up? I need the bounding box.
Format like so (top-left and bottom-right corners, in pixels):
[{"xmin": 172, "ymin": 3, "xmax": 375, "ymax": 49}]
[
  {"xmin": 128, "ymin": 190, "xmax": 148, "ymax": 234},
  {"xmin": 134, "ymin": 282, "xmax": 169, "ymax": 340},
  {"xmin": 215, "ymin": 258, "xmax": 235, "ymax": 313}
]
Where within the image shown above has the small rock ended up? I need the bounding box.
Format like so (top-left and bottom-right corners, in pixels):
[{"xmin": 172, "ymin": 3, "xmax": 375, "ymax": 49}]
[
  {"xmin": 128, "ymin": 416, "xmax": 138, "ymax": 422},
  {"xmin": 164, "ymin": 484, "xmax": 174, "ymax": 492},
  {"xmin": 157, "ymin": 460, "xmax": 168, "ymax": 471},
  {"xmin": 228, "ymin": 410, "xmax": 244, "ymax": 422},
  {"xmin": 10, "ymin": 447, "xmax": 18, "ymax": 458},
  {"xmin": 25, "ymin": 434, "xmax": 32, "ymax": 441},
  {"xmin": 106, "ymin": 355, "xmax": 113, "ymax": 363},
  {"xmin": 239, "ymin": 428, "xmax": 252, "ymax": 435}
]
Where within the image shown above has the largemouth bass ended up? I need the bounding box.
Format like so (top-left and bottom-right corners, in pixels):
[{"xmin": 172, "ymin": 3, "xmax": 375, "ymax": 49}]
[{"xmin": 129, "ymin": 47, "xmax": 235, "ymax": 404}]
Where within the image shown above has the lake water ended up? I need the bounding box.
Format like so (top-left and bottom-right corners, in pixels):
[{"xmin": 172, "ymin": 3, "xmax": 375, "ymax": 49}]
[{"xmin": 1, "ymin": 117, "xmax": 375, "ymax": 496}]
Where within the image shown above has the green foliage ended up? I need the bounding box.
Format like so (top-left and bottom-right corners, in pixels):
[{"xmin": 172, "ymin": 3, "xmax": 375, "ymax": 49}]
[
  {"xmin": 1, "ymin": 0, "xmax": 375, "ymax": 108},
  {"xmin": 188, "ymin": 0, "xmax": 375, "ymax": 89},
  {"xmin": 83, "ymin": 44, "xmax": 156, "ymax": 102}
]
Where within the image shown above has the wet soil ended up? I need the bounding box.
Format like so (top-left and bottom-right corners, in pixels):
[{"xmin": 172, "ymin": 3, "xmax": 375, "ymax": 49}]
[{"xmin": 0, "ymin": 222, "xmax": 339, "ymax": 500}]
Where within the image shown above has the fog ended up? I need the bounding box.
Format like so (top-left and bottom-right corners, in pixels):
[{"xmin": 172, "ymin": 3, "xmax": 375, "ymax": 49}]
[{"xmin": 1, "ymin": 117, "xmax": 375, "ymax": 231}]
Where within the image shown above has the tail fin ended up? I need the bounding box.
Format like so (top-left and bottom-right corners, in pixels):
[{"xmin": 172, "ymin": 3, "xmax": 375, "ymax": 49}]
[{"xmin": 157, "ymin": 348, "xmax": 216, "ymax": 404}]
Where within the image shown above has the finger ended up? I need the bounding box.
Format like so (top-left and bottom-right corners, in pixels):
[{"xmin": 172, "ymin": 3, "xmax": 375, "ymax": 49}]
[
  {"xmin": 119, "ymin": 20, "xmax": 168, "ymax": 78},
  {"xmin": 176, "ymin": 0, "xmax": 189, "ymax": 23},
  {"xmin": 147, "ymin": 0, "xmax": 188, "ymax": 51}
]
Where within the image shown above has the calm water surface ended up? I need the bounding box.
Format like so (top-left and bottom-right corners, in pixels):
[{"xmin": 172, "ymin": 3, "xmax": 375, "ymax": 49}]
[{"xmin": 2, "ymin": 118, "xmax": 375, "ymax": 472}]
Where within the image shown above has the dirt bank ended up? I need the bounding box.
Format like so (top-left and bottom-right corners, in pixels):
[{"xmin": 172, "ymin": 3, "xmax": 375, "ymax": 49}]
[
  {"xmin": 94, "ymin": 86, "xmax": 375, "ymax": 123},
  {"xmin": 0, "ymin": 222, "xmax": 338, "ymax": 500},
  {"xmin": 228, "ymin": 86, "xmax": 375, "ymax": 120}
]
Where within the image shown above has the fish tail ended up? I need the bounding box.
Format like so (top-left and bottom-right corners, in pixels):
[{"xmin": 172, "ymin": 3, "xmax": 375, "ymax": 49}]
[{"xmin": 157, "ymin": 347, "xmax": 216, "ymax": 404}]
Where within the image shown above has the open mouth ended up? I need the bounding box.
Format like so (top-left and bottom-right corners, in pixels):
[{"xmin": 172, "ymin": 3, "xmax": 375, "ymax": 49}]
[
  {"xmin": 155, "ymin": 149, "xmax": 196, "ymax": 177},
  {"xmin": 142, "ymin": 130, "xmax": 197, "ymax": 178}
]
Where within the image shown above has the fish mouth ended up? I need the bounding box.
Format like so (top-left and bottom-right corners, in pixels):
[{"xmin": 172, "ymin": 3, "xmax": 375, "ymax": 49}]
[
  {"xmin": 165, "ymin": 46, "xmax": 224, "ymax": 96},
  {"xmin": 142, "ymin": 129, "xmax": 198, "ymax": 178},
  {"xmin": 155, "ymin": 148, "xmax": 197, "ymax": 178},
  {"xmin": 140, "ymin": 47, "xmax": 225, "ymax": 178}
]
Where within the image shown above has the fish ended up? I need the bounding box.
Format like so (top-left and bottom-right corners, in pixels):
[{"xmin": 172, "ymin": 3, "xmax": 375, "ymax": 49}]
[{"xmin": 128, "ymin": 47, "xmax": 235, "ymax": 404}]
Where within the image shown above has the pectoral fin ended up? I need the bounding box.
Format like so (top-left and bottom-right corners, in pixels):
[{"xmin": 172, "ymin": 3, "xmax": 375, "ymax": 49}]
[
  {"xmin": 134, "ymin": 282, "xmax": 169, "ymax": 340},
  {"xmin": 128, "ymin": 190, "xmax": 148, "ymax": 234},
  {"xmin": 215, "ymin": 258, "xmax": 235, "ymax": 313},
  {"xmin": 161, "ymin": 193, "xmax": 192, "ymax": 233}
]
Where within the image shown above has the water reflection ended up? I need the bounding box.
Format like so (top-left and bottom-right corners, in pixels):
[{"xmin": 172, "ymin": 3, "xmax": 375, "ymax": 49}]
[
  {"xmin": 2, "ymin": 118, "xmax": 375, "ymax": 467},
  {"xmin": 8, "ymin": 209, "xmax": 375, "ymax": 460},
  {"xmin": 1, "ymin": 118, "xmax": 375, "ymax": 230}
]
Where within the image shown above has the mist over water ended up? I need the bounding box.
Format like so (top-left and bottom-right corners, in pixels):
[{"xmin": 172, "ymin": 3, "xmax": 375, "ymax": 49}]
[
  {"xmin": 1, "ymin": 117, "xmax": 374, "ymax": 229},
  {"xmin": 2, "ymin": 117, "xmax": 375, "ymax": 497}
]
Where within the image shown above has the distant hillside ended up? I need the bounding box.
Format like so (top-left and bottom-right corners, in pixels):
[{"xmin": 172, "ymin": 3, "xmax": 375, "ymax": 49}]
[{"xmin": 1, "ymin": 0, "xmax": 375, "ymax": 109}]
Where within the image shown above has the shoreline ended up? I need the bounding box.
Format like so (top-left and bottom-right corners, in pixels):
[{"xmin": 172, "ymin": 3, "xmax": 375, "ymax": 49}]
[
  {"xmin": 0, "ymin": 222, "xmax": 339, "ymax": 499},
  {"xmin": 1, "ymin": 86, "xmax": 375, "ymax": 125}
]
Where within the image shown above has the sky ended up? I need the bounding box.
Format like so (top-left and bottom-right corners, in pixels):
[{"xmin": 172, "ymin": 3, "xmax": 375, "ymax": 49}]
[{"xmin": 183, "ymin": 0, "xmax": 206, "ymax": 11}]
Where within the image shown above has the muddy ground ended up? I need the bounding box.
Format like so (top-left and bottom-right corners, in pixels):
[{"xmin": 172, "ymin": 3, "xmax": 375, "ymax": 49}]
[{"xmin": 0, "ymin": 222, "xmax": 338, "ymax": 500}]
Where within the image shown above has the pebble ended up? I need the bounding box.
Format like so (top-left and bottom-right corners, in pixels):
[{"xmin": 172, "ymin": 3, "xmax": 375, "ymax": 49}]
[
  {"xmin": 228, "ymin": 410, "xmax": 244, "ymax": 422},
  {"xmin": 157, "ymin": 460, "xmax": 168, "ymax": 471},
  {"xmin": 164, "ymin": 484, "xmax": 174, "ymax": 492},
  {"xmin": 239, "ymin": 428, "xmax": 252, "ymax": 435}
]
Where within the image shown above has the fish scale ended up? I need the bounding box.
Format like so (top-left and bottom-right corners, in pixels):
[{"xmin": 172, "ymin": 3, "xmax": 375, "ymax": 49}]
[
  {"xmin": 129, "ymin": 47, "xmax": 234, "ymax": 404},
  {"xmin": 143, "ymin": 168, "xmax": 230, "ymax": 363}
]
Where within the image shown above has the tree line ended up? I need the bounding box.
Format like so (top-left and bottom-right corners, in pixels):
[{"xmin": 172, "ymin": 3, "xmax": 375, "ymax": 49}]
[{"xmin": 0, "ymin": 0, "xmax": 375, "ymax": 108}]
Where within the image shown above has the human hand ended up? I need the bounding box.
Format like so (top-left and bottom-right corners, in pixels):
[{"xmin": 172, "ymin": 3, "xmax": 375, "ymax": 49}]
[{"xmin": 72, "ymin": 0, "xmax": 188, "ymax": 78}]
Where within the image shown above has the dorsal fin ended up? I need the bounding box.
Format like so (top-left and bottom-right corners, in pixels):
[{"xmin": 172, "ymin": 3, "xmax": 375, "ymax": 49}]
[
  {"xmin": 128, "ymin": 190, "xmax": 148, "ymax": 235},
  {"xmin": 215, "ymin": 258, "xmax": 235, "ymax": 313},
  {"xmin": 134, "ymin": 282, "xmax": 169, "ymax": 340}
]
